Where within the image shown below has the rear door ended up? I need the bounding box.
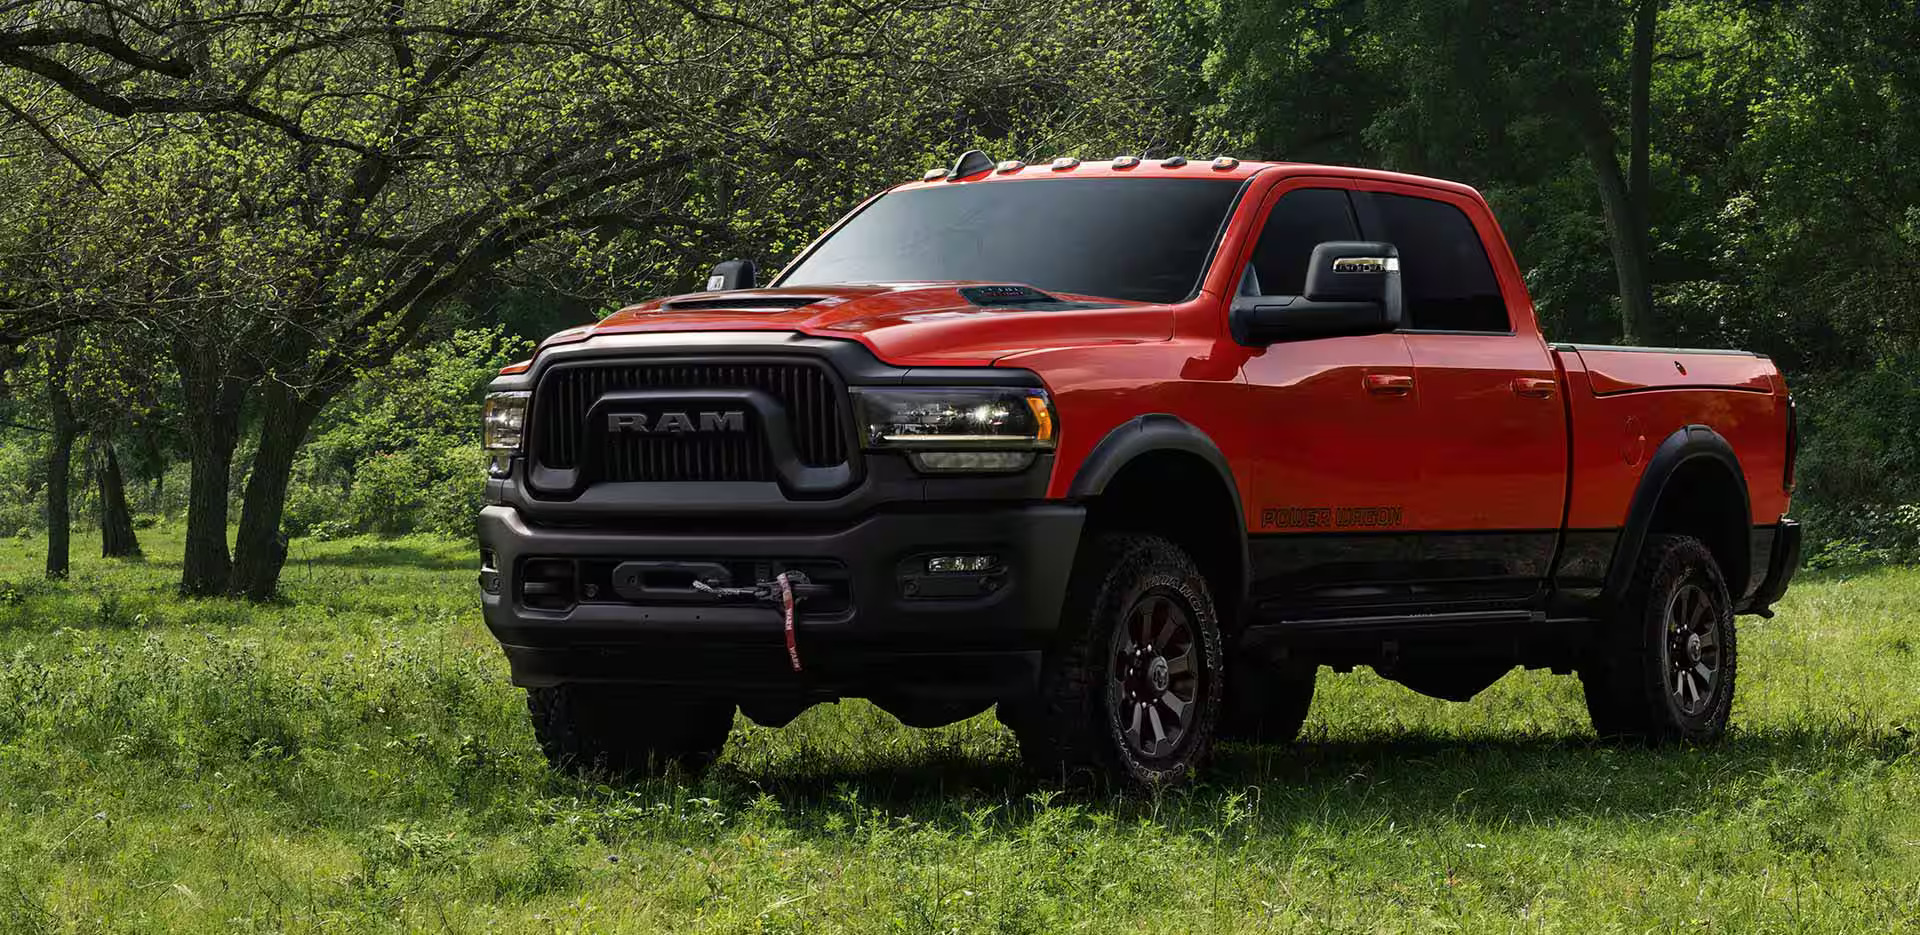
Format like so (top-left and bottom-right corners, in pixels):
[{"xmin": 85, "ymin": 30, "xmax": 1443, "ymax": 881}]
[{"xmin": 1350, "ymin": 184, "xmax": 1568, "ymax": 606}]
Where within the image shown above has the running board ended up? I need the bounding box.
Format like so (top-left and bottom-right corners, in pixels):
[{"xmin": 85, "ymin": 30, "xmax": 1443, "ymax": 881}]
[
  {"xmin": 1252, "ymin": 609, "xmax": 1540, "ymax": 635},
  {"xmin": 1240, "ymin": 609, "xmax": 1598, "ymax": 672}
]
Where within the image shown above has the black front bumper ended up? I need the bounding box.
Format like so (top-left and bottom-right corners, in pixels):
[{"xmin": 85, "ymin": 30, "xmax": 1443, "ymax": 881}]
[{"xmin": 478, "ymin": 502, "xmax": 1083, "ymax": 701}]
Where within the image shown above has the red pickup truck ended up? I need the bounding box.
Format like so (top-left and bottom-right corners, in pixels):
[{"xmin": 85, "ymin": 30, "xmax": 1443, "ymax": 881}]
[{"xmin": 478, "ymin": 152, "xmax": 1800, "ymax": 786}]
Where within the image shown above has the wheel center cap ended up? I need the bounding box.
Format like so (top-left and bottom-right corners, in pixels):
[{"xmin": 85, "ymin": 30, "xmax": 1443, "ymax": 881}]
[
  {"xmin": 1687, "ymin": 633, "xmax": 1703, "ymax": 662},
  {"xmin": 1147, "ymin": 656, "xmax": 1170, "ymax": 692}
]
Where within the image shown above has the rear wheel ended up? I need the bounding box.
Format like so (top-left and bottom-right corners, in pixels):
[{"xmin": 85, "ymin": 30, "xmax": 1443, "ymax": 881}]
[
  {"xmin": 1010, "ymin": 533, "xmax": 1226, "ymax": 787},
  {"xmin": 1580, "ymin": 534, "xmax": 1738, "ymax": 744},
  {"xmin": 526, "ymin": 685, "xmax": 735, "ymax": 779}
]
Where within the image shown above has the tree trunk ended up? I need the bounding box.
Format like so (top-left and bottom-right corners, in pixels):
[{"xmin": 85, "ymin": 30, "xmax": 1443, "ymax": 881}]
[
  {"xmin": 231, "ymin": 384, "xmax": 325, "ymax": 601},
  {"xmin": 45, "ymin": 332, "xmax": 76, "ymax": 580},
  {"xmin": 97, "ymin": 435, "xmax": 142, "ymax": 559},
  {"xmin": 1564, "ymin": 61, "xmax": 1658, "ymax": 348},
  {"xmin": 1579, "ymin": 127, "xmax": 1658, "ymax": 347},
  {"xmin": 174, "ymin": 342, "xmax": 249, "ymax": 596},
  {"xmin": 1629, "ymin": 0, "xmax": 1656, "ymax": 226}
]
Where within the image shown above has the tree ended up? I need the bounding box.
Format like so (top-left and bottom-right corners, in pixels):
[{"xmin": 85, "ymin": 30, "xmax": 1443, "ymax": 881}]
[
  {"xmin": 4, "ymin": 0, "xmax": 1171, "ymax": 598},
  {"xmin": 95, "ymin": 435, "xmax": 140, "ymax": 557},
  {"xmin": 1193, "ymin": 0, "xmax": 1670, "ymax": 344},
  {"xmin": 43, "ymin": 329, "xmax": 76, "ymax": 579}
]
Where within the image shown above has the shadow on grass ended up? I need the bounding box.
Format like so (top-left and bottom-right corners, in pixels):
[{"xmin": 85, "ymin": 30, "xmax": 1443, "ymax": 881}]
[
  {"xmin": 716, "ymin": 722, "xmax": 1915, "ymax": 837},
  {"xmin": 287, "ymin": 543, "xmax": 471, "ymax": 572}
]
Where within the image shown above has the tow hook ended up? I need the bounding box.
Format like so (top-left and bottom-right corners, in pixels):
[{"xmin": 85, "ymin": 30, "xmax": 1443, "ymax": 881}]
[{"xmin": 692, "ymin": 571, "xmax": 822, "ymax": 671}]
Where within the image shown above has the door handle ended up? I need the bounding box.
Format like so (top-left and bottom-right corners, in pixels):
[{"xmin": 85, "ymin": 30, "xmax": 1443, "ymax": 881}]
[
  {"xmin": 1512, "ymin": 377, "xmax": 1557, "ymax": 398},
  {"xmin": 1365, "ymin": 373, "xmax": 1414, "ymax": 396}
]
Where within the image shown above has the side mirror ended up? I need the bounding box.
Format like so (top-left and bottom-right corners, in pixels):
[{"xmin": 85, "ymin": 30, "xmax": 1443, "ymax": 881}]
[
  {"xmin": 1229, "ymin": 241, "xmax": 1403, "ymax": 346},
  {"xmin": 705, "ymin": 258, "xmax": 756, "ymax": 292}
]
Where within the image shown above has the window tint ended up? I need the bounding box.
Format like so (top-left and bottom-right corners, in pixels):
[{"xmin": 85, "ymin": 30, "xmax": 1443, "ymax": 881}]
[
  {"xmin": 1354, "ymin": 191, "xmax": 1510, "ymax": 332},
  {"xmin": 780, "ymin": 179, "xmax": 1243, "ymax": 304},
  {"xmin": 1246, "ymin": 188, "xmax": 1358, "ymax": 296}
]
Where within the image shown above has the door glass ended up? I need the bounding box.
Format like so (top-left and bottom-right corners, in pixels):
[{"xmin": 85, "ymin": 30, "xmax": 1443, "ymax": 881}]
[
  {"xmin": 1353, "ymin": 191, "xmax": 1510, "ymax": 332},
  {"xmin": 1247, "ymin": 188, "xmax": 1359, "ymax": 296}
]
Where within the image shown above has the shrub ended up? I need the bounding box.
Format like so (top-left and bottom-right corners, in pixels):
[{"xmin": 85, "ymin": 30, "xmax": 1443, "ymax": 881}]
[
  {"xmin": 288, "ymin": 326, "xmax": 528, "ymax": 541},
  {"xmin": 1791, "ymin": 357, "xmax": 1920, "ymax": 566}
]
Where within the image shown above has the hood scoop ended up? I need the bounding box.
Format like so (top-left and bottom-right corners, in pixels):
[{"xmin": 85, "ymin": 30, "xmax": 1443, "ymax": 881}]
[
  {"xmin": 661, "ymin": 294, "xmax": 827, "ymax": 312},
  {"xmin": 957, "ymin": 284, "xmax": 1116, "ymax": 311}
]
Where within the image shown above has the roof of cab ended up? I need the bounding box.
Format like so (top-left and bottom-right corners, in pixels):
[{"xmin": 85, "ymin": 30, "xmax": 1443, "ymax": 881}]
[{"xmin": 889, "ymin": 157, "xmax": 1484, "ymax": 200}]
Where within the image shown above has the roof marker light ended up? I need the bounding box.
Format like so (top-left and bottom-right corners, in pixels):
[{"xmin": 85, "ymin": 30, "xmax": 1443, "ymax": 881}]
[
  {"xmin": 922, "ymin": 167, "xmax": 946, "ymax": 181},
  {"xmin": 1050, "ymin": 157, "xmax": 1080, "ymax": 170},
  {"xmin": 996, "ymin": 160, "xmax": 1025, "ymax": 172},
  {"xmin": 1160, "ymin": 155, "xmax": 1188, "ymax": 168},
  {"xmin": 1113, "ymin": 155, "xmax": 1140, "ymax": 168},
  {"xmin": 1211, "ymin": 156, "xmax": 1239, "ymax": 170}
]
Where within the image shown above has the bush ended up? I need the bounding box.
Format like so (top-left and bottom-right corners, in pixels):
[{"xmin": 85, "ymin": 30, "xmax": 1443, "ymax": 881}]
[
  {"xmin": 1792, "ymin": 356, "xmax": 1920, "ymax": 565},
  {"xmin": 0, "ymin": 437, "xmax": 44, "ymax": 537},
  {"xmin": 1805, "ymin": 504, "xmax": 1920, "ymax": 569},
  {"xmin": 286, "ymin": 326, "xmax": 528, "ymax": 541}
]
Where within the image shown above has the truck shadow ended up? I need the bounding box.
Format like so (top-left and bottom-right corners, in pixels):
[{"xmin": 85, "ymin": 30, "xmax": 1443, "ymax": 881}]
[{"xmin": 725, "ymin": 723, "xmax": 1912, "ymax": 840}]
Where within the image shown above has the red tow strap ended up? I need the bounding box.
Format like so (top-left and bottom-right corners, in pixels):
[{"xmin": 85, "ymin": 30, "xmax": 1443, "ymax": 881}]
[{"xmin": 776, "ymin": 572, "xmax": 802, "ymax": 672}]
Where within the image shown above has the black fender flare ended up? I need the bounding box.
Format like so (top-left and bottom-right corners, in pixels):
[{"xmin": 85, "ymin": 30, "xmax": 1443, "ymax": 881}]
[
  {"xmin": 1604, "ymin": 424, "xmax": 1752, "ymax": 604},
  {"xmin": 1068, "ymin": 414, "xmax": 1251, "ymax": 613}
]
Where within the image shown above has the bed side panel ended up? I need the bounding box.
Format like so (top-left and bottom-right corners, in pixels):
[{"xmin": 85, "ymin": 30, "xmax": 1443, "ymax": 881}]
[{"xmin": 1561, "ymin": 350, "xmax": 1792, "ymax": 533}]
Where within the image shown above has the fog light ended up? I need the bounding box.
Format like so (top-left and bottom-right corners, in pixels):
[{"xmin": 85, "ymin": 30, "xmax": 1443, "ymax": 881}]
[
  {"xmin": 908, "ymin": 450, "xmax": 1035, "ymax": 473},
  {"xmin": 928, "ymin": 554, "xmax": 998, "ymax": 574}
]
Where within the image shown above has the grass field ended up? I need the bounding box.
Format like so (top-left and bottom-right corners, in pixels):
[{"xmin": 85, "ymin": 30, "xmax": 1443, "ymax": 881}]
[{"xmin": 0, "ymin": 529, "xmax": 1915, "ymax": 933}]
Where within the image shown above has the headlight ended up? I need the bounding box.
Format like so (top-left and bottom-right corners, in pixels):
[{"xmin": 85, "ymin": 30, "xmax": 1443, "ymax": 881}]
[
  {"xmin": 483, "ymin": 391, "xmax": 530, "ymax": 452},
  {"xmin": 851, "ymin": 387, "xmax": 1056, "ymax": 473}
]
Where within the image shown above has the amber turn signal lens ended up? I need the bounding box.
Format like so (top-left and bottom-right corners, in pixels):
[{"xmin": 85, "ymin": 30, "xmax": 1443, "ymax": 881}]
[{"xmin": 1025, "ymin": 394, "xmax": 1055, "ymax": 444}]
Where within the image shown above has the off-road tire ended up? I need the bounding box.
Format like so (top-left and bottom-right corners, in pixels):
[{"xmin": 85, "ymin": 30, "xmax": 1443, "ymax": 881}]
[
  {"xmin": 1579, "ymin": 534, "xmax": 1738, "ymax": 744},
  {"xmin": 1216, "ymin": 659, "xmax": 1316, "ymax": 744},
  {"xmin": 526, "ymin": 685, "xmax": 735, "ymax": 779},
  {"xmin": 1011, "ymin": 533, "xmax": 1226, "ymax": 787}
]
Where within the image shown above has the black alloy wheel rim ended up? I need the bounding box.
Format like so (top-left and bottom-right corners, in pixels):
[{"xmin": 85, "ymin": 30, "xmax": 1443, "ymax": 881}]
[
  {"xmin": 1109, "ymin": 591, "xmax": 1202, "ymax": 759},
  {"xmin": 1661, "ymin": 580, "xmax": 1723, "ymax": 717}
]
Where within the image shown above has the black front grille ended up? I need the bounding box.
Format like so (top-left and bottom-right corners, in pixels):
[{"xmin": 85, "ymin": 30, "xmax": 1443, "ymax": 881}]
[{"xmin": 532, "ymin": 360, "xmax": 850, "ymax": 483}]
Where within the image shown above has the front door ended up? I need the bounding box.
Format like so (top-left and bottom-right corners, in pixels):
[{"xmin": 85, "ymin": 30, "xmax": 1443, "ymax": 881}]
[{"xmin": 1235, "ymin": 182, "xmax": 1428, "ymax": 618}]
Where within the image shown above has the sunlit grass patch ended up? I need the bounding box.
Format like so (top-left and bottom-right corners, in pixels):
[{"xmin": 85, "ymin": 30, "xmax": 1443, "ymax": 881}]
[{"xmin": 0, "ymin": 530, "xmax": 1915, "ymax": 932}]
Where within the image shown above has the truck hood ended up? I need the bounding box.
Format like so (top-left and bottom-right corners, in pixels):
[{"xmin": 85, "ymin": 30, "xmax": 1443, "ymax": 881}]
[{"xmin": 571, "ymin": 283, "xmax": 1171, "ymax": 366}]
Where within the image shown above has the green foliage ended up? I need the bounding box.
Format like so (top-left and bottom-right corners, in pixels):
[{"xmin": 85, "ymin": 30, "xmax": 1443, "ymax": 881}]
[
  {"xmin": 1791, "ymin": 356, "xmax": 1920, "ymax": 564},
  {"xmin": 4, "ymin": 0, "xmax": 1919, "ymax": 582},
  {"xmin": 284, "ymin": 326, "xmax": 529, "ymax": 539},
  {"xmin": 0, "ymin": 437, "xmax": 42, "ymax": 537}
]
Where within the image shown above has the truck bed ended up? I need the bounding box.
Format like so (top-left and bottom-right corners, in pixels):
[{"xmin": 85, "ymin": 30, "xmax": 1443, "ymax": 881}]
[{"xmin": 1550, "ymin": 343, "xmax": 1794, "ymax": 607}]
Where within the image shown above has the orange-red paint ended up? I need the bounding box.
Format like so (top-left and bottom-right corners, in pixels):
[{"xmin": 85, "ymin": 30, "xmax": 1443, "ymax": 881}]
[{"xmin": 549, "ymin": 161, "xmax": 1792, "ymax": 533}]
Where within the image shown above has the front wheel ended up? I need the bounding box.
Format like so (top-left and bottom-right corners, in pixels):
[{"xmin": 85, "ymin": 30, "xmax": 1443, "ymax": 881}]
[
  {"xmin": 1010, "ymin": 533, "xmax": 1226, "ymax": 787},
  {"xmin": 1580, "ymin": 534, "xmax": 1738, "ymax": 744}
]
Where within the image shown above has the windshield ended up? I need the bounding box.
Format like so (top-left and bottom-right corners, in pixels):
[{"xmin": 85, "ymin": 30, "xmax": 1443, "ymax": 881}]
[{"xmin": 779, "ymin": 178, "xmax": 1244, "ymax": 304}]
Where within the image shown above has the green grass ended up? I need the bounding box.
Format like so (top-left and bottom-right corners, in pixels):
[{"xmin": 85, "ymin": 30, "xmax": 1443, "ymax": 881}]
[{"xmin": 1, "ymin": 529, "xmax": 1916, "ymax": 933}]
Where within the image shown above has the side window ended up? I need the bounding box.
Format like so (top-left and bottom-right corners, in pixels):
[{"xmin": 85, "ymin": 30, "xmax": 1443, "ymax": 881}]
[
  {"xmin": 1246, "ymin": 188, "xmax": 1358, "ymax": 296},
  {"xmin": 1354, "ymin": 191, "xmax": 1510, "ymax": 332}
]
